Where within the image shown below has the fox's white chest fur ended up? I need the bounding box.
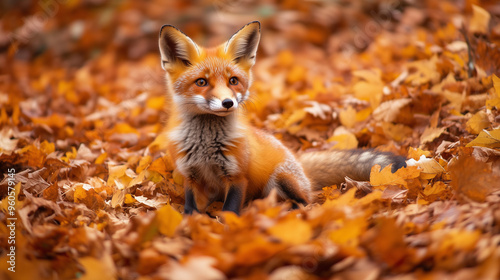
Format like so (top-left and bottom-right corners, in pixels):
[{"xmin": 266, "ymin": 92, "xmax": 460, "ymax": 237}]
[{"xmin": 170, "ymin": 114, "xmax": 243, "ymax": 187}]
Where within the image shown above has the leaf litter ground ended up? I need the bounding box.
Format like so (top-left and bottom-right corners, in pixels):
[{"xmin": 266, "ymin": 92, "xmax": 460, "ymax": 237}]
[{"xmin": 1, "ymin": 1, "xmax": 500, "ymax": 279}]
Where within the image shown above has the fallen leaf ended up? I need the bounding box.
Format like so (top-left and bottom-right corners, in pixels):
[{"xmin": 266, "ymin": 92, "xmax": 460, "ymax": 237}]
[{"xmin": 469, "ymin": 5, "xmax": 490, "ymax": 34}]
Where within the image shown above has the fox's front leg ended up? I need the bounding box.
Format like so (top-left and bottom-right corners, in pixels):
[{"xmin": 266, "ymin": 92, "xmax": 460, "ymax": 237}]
[
  {"xmin": 183, "ymin": 182, "xmax": 198, "ymax": 214},
  {"xmin": 222, "ymin": 178, "xmax": 248, "ymax": 215}
]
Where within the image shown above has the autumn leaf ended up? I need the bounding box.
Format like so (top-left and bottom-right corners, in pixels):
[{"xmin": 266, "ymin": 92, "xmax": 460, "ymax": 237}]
[
  {"xmin": 406, "ymin": 155, "xmax": 445, "ymax": 179},
  {"xmin": 466, "ymin": 111, "xmax": 490, "ymax": 134},
  {"xmin": 363, "ymin": 217, "xmax": 411, "ymax": 269},
  {"xmin": 466, "ymin": 128, "xmax": 500, "ymax": 149},
  {"xmin": 328, "ymin": 217, "xmax": 367, "ymax": 256},
  {"xmin": 469, "ymin": 5, "xmax": 490, "ymax": 34},
  {"xmin": 0, "ymin": 127, "xmax": 19, "ymax": 155},
  {"xmin": 155, "ymin": 204, "xmax": 183, "ymax": 237},
  {"xmin": 4, "ymin": 1, "xmax": 500, "ymax": 279},
  {"xmin": 449, "ymin": 154, "xmax": 500, "ymax": 202},
  {"xmin": 370, "ymin": 165, "xmax": 420, "ymax": 189},
  {"xmin": 79, "ymin": 254, "xmax": 117, "ymax": 280},
  {"xmin": 74, "ymin": 184, "xmax": 106, "ymax": 210},
  {"xmin": 268, "ymin": 217, "xmax": 312, "ymax": 245},
  {"xmin": 486, "ymin": 74, "xmax": 500, "ymax": 109}
]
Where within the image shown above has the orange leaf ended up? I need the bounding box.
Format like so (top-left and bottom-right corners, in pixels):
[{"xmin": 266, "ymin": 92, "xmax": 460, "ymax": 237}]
[
  {"xmin": 469, "ymin": 5, "xmax": 490, "ymax": 34},
  {"xmin": 268, "ymin": 217, "xmax": 312, "ymax": 245},
  {"xmin": 370, "ymin": 165, "xmax": 420, "ymax": 189},
  {"xmin": 74, "ymin": 184, "xmax": 105, "ymax": 210}
]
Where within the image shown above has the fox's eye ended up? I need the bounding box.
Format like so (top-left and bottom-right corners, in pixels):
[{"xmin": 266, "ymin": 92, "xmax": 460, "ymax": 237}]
[
  {"xmin": 195, "ymin": 78, "xmax": 208, "ymax": 87},
  {"xmin": 229, "ymin": 77, "xmax": 239, "ymax": 85}
]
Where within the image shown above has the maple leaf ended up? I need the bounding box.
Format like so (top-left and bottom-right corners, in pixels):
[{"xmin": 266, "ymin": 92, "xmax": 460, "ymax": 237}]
[{"xmin": 370, "ymin": 165, "xmax": 420, "ymax": 189}]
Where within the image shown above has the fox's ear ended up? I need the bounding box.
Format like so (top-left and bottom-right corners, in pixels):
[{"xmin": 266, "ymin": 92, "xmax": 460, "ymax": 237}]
[
  {"xmin": 225, "ymin": 21, "xmax": 261, "ymax": 67},
  {"xmin": 159, "ymin": 25, "xmax": 200, "ymax": 70}
]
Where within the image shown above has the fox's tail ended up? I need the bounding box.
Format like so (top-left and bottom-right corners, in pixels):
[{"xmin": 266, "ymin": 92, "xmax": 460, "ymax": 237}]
[{"xmin": 298, "ymin": 149, "xmax": 407, "ymax": 190}]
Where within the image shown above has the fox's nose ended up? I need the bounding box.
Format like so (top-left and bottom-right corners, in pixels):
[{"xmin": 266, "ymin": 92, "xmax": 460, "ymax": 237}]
[{"xmin": 222, "ymin": 99, "xmax": 234, "ymax": 109}]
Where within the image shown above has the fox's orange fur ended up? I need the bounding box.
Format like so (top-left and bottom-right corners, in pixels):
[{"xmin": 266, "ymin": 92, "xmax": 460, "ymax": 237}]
[{"xmin": 157, "ymin": 21, "xmax": 406, "ymax": 215}]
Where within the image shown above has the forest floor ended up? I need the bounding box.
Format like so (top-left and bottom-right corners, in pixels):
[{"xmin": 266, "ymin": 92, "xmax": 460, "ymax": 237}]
[{"xmin": 1, "ymin": 1, "xmax": 500, "ymax": 279}]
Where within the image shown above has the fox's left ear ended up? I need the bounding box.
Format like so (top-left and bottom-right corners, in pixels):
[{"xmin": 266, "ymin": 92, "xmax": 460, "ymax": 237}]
[{"xmin": 225, "ymin": 21, "xmax": 261, "ymax": 67}]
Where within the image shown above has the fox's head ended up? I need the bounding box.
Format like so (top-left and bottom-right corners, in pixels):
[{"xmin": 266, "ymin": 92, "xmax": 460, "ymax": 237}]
[{"xmin": 159, "ymin": 21, "xmax": 260, "ymax": 117}]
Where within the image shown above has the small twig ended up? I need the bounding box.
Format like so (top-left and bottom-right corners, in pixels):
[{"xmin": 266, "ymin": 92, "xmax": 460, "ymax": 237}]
[{"xmin": 460, "ymin": 23, "xmax": 475, "ymax": 78}]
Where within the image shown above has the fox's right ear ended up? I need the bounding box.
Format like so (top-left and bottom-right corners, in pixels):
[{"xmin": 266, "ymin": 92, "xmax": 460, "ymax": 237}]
[{"xmin": 159, "ymin": 25, "xmax": 200, "ymax": 70}]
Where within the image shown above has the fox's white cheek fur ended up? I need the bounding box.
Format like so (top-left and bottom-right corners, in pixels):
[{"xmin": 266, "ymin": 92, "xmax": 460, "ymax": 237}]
[
  {"xmin": 237, "ymin": 90, "xmax": 250, "ymax": 102},
  {"xmin": 172, "ymin": 94, "xmax": 184, "ymax": 104},
  {"xmin": 192, "ymin": 94, "xmax": 207, "ymax": 104}
]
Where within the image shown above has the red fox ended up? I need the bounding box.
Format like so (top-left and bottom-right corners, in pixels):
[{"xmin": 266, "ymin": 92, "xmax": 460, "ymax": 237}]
[{"xmin": 158, "ymin": 21, "xmax": 406, "ymax": 214}]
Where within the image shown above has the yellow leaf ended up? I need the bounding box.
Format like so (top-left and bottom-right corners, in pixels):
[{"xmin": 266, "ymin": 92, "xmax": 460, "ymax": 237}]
[
  {"xmin": 406, "ymin": 55, "xmax": 440, "ymax": 86},
  {"xmin": 339, "ymin": 106, "xmax": 356, "ymax": 128},
  {"xmin": 136, "ymin": 155, "xmax": 152, "ymax": 173},
  {"xmin": 486, "ymin": 74, "xmax": 500, "ymax": 109},
  {"xmin": 420, "ymin": 127, "xmax": 446, "ymax": 144},
  {"xmin": 408, "ymin": 156, "xmax": 445, "ymax": 179},
  {"xmin": 328, "ymin": 133, "xmax": 358, "ymax": 150},
  {"xmin": 323, "ymin": 188, "xmax": 356, "ymax": 208},
  {"xmin": 466, "ymin": 111, "xmax": 490, "ymax": 134},
  {"xmin": 466, "ymin": 128, "xmax": 500, "ymax": 148},
  {"xmin": 79, "ymin": 254, "xmax": 117, "ymax": 280},
  {"xmin": 111, "ymin": 189, "xmax": 125, "ymax": 208},
  {"xmin": 124, "ymin": 194, "xmax": 137, "ymax": 204},
  {"xmin": 156, "ymin": 205, "xmax": 183, "ymax": 237},
  {"xmin": 408, "ymin": 147, "xmax": 432, "ymax": 161},
  {"xmin": 128, "ymin": 171, "xmax": 146, "ymax": 188},
  {"xmin": 439, "ymin": 230, "xmax": 481, "ymax": 252},
  {"xmin": 144, "ymin": 170, "xmax": 164, "ymax": 183},
  {"xmin": 268, "ymin": 218, "xmax": 312, "ymax": 245},
  {"xmin": 328, "ymin": 217, "xmax": 368, "ymax": 251},
  {"xmin": 469, "ymin": 5, "xmax": 490, "ymax": 34},
  {"xmin": 381, "ymin": 122, "xmax": 413, "ymax": 142},
  {"xmin": 95, "ymin": 152, "xmax": 107, "ymax": 164},
  {"xmin": 370, "ymin": 165, "xmax": 405, "ymax": 188},
  {"xmin": 440, "ymin": 90, "xmax": 465, "ymax": 111},
  {"xmin": 352, "ymin": 81, "xmax": 383, "ymax": 109},
  {"xmin": 61, "ymin": 146, "xmax": 78, "ymax": 163},
  {"xmin": 284, "ymin": 109, "xmax": 306, "ymax": 128},
  {"xmin": 356, "ymin": 107, "xmax": 372, "ymax": 122},
  {"xmin": 423, "ymin": 181, "xmax": 448, "ymax": 196},
  {"xmin": 107, "ymin": 164, "xmax": 128, "ymax": 187},
  {"xmin": 40, "ymin": 140, "xmax": 55, "ymax": 154}
]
